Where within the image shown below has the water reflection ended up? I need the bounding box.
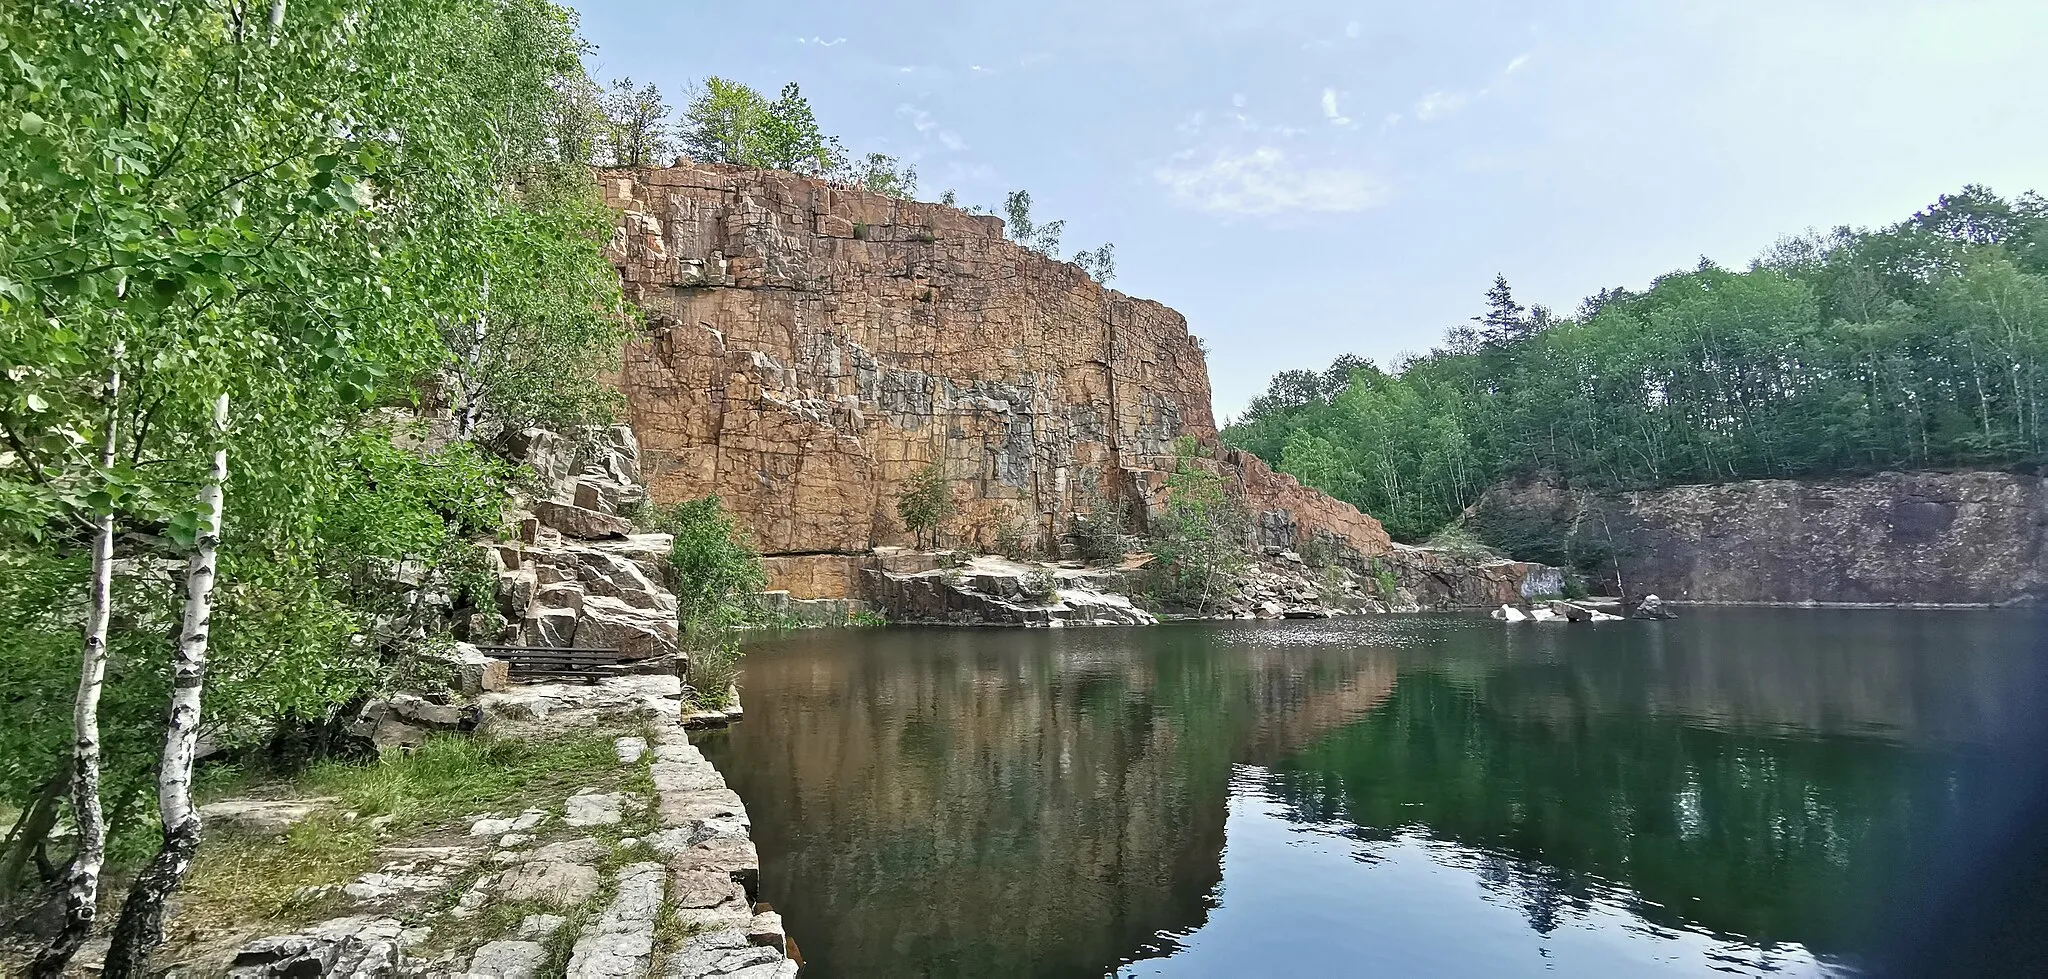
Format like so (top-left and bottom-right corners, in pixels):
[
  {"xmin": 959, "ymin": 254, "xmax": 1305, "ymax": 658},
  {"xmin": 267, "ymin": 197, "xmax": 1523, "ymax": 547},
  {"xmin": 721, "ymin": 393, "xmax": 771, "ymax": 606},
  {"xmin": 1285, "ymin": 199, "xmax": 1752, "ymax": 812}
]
[{"xmin": 698, "ymin": 610, "xmax": 2048, "ymax": 978}]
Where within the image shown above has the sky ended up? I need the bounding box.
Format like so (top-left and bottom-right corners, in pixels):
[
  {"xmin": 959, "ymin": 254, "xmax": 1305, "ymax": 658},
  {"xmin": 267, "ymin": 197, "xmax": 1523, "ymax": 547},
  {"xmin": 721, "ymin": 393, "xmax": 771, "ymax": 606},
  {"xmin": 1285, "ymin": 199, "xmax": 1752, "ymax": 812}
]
[{"xmin": 568, "ymin": 0, "xmax": 2048, "ymax": 420}]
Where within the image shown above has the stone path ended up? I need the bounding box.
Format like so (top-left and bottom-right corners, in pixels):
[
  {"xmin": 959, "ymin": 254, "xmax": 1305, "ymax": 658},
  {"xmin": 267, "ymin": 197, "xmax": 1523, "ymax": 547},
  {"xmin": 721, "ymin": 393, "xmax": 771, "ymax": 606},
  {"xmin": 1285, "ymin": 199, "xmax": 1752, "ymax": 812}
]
[{"xmin": 217, "ymin": 685, "xmax": 794, "ymax": 977}]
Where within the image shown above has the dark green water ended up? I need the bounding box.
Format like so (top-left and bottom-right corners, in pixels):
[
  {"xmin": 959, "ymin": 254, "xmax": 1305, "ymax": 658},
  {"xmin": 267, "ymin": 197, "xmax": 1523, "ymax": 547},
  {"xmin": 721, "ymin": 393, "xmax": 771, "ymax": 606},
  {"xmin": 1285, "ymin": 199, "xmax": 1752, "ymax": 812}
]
[{"xmin": 696, "ymin": 610, "xmax": 2048, "ymax": 977}]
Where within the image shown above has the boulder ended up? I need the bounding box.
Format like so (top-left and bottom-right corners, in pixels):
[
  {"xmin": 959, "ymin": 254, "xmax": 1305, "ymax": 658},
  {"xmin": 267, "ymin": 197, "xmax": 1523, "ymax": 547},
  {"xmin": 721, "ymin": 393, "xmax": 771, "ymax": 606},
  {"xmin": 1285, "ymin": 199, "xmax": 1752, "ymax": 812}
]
[
  {"xmin": 577, "ymin": 594, "xmax": 680, "ymax": 660},
  {"xmin": 200, "ymin": 797, "xmax": 337, "ymax": 836},
  {"xmin": 227, "ymin": 916, "xmax": 405, "ymax": 978},
  {"xmin": 1547, "ymin": 600, "xmax": 1594, "ymax": 622},
  {"xmin": 497, "ymin": 860, "xmax": 600, "ymax": 907},
  {"xmin": 451, "ymin": 643, "xmax": 510, "ymax": 695},
  {"xmin": 469, "ymin": 940, "xmax": 547, "ymax": 979},
  {"xmin": 1492, "ymin": 604, "xmax": 1529, "ymax": 622},
  {"xmin": 1631, "ymin": 594, "xmax": 1677, "ymax": 619},
  {"xmin": 531, "ymin": 499, "xmax": 631, "ymax": 540}
]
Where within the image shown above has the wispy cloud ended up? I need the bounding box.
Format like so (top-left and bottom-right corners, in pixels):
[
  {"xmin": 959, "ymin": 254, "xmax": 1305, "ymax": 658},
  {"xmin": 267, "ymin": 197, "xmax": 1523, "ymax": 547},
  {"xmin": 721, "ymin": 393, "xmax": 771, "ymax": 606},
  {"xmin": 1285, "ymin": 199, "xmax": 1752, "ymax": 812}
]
[
  {"xmin": 1413, "ymin": 90, "xmax": 1469, "ymax": 121},
  {"xmin": 1155, "ymin": 147, "xmax": 1389, "ymax": 216},
  {"xmin": 795, "ymin": 36, "xmax": 846, "ymax": 47},
  {"xmin": 1344, "ymin": 20, "xmax": 1362, "ymax": 39},
  {"xmin": 1232, "ymin": 92, "xmax": 1248, "ymax": 108},
  {"xmin": 1320, "ymin": 87, "xmax": 1351, "ymax": 126},
  {"xmin": 1506, "ymin": 53, "xmax": 1530, "ymax": 73},
  {"xmin": 896, "ymin": 104, "xmax": 966, "ymax": 152}
]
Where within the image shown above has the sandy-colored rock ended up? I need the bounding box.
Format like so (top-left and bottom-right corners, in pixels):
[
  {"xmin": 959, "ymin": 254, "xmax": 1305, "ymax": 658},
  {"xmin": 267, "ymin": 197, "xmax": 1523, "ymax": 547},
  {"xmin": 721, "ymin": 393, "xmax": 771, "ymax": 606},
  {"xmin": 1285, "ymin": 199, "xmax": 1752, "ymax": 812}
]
[
  {"xmin": 532, "ymin": 499, "xmax": 631, "ymax": 540},
  {"xmin": 603, "ymin": 164, "xmax": 1395, "ymax": 597}
]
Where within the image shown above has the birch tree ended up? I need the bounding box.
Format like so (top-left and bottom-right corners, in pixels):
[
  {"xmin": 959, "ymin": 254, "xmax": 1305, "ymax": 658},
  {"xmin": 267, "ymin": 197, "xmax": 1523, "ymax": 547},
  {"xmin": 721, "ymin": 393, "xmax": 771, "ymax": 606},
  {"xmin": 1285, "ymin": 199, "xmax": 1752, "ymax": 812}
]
[
  {"xmin": 102, "ymin": 394, "xmax": 227, "ymax": 977},
  {"xmin": 29, "ymin": 350, "xmax": 121, "ymax": 978}
]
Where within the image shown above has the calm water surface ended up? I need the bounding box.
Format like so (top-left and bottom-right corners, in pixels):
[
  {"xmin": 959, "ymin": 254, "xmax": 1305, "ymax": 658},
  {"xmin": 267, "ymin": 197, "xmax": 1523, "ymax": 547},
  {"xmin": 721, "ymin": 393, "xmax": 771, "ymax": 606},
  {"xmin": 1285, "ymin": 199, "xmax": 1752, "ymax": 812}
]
[{"xmin": 696, "ymin": 610, "xmax": 2048, "ymax": 977}]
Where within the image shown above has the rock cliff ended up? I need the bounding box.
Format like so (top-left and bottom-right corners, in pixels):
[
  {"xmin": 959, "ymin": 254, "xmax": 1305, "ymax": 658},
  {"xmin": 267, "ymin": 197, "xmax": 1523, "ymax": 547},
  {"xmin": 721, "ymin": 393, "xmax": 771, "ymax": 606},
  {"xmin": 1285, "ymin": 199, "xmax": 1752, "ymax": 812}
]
[
  {"xmin": 599, "ymin": 163, "xmax": 1402, "ymax": 599},
  {"xmin": 1470, "ymin": 471, "xmax": 2048, "ymax": 606}
]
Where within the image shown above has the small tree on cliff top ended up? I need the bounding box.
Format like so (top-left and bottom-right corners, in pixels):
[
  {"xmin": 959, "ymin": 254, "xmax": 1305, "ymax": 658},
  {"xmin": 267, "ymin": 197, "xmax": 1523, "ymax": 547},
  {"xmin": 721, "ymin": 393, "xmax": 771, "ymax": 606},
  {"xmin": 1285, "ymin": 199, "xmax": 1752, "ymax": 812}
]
[{"xmin": 899, "ymin": 461, "xmax": 956, "ymax": 549}]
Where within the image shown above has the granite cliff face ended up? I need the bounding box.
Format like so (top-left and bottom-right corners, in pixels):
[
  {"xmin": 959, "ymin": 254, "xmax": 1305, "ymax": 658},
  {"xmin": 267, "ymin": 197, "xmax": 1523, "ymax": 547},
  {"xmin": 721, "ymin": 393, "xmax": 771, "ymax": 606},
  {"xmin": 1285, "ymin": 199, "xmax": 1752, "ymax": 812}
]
[
  {"xmin": 600, "ymin": 163, "xmax": 1398, "ymax": 598},
  {"xmin": 1471, "ymin": 471, "xmax": 2048, "ymax": 606}
]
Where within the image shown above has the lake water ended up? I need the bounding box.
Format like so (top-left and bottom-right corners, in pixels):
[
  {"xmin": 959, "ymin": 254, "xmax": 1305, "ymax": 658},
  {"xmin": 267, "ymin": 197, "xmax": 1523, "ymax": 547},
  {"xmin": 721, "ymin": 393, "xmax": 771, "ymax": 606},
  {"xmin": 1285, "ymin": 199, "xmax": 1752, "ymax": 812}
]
[{"xmin": 696, "ymin": 610, "xmax": 2048, "ymax": 977}]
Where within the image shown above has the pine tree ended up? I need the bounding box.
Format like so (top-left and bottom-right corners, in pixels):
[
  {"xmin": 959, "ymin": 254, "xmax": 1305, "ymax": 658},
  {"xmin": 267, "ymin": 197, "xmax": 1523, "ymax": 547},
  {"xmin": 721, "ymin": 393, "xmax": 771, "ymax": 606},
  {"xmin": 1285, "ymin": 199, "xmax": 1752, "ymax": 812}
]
[{"xmin": 1474, "ymin": 273, "xmax": 1529, "ymax": 348}]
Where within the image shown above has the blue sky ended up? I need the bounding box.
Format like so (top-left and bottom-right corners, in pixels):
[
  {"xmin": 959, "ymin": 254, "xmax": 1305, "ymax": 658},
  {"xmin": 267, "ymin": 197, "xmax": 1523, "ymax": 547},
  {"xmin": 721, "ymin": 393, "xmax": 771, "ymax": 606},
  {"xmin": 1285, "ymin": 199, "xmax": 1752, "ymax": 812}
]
[{"xmin": 569, "ymin": 0, "xmax": 2048, "ymax": 419}]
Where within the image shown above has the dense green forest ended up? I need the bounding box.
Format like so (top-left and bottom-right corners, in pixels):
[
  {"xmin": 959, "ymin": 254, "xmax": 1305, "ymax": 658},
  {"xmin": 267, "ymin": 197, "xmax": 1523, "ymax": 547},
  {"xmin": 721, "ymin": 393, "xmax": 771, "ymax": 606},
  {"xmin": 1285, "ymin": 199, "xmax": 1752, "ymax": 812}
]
[{"xmin": 1222, "ymin": 188, "xmax": 2048, "ymax": 540}]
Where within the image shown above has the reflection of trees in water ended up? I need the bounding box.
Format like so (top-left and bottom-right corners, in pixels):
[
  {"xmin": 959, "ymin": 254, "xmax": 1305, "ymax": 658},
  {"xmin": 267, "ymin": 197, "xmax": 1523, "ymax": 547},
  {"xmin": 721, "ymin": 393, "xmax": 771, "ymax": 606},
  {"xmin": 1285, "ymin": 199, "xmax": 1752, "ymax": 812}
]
[
  {"xmin": 708, "ymin": 612, "xmax": 2041, "ymax": 977},
  {"xmin": 1260, "ymin": 667, "xmax": 1998, "ymax": 957}
]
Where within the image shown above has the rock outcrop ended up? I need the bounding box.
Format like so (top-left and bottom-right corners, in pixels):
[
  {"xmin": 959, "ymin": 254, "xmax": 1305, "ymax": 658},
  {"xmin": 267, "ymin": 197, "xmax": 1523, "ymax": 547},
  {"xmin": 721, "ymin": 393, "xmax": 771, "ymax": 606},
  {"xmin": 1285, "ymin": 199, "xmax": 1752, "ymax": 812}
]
[
  {"xmin": 599, "ymin": 164, "xmax": 1421, "ymax": 599},
  {"xmin": 1470, "ymin": 471, "xmax": 2048, "ymax": 605},
  {"xmin": 482, "ymin": 425, "xmax": 685, "ymax": 664}
]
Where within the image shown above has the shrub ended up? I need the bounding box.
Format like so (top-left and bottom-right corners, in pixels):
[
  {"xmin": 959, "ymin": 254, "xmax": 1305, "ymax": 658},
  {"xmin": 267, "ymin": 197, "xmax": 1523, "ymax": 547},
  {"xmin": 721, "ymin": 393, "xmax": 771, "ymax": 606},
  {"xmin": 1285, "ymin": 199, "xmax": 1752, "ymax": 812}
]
[
  {"xmin": 1021, "ymin": 570, "xmax": 1058, "ymax": 604},
  {"xmin": 994, "ymin": 517, "xmax": 1037, "ymax": 561},
  {"xmin": 899, "ymin": 461, "xmax": 956, "ymax": 549},
  {"xmin": 640, "ymin": 497, "xmax": 765, "ymax": 704},
  {"xmin": 1146, "ymin": 436, "xmax": 1247, "ymax": 613},
  {"xmin": 1067, "ymin": 468, "xmax": 1131, "ymax": 562}
]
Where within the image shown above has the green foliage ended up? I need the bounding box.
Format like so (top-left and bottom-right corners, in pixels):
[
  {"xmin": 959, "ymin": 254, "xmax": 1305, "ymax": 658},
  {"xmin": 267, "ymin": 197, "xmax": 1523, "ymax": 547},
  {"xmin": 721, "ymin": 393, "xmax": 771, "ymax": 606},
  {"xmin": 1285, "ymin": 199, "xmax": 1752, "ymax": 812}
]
[
  {"xmin": 1225, "ymin": 186, "xmax": 2048, "ymax": 543},
  {"xmin": 602, "ymin": 77, "xmax": 672, "ymax": 167},
  {"xmin": 1072, "ymin": 243, "xmax": 1117, "ymax": 284},
  {"xmin": 898, "ymin": 460, "xmax": 956, "ymax": 549},
  {"xmin": 644, "ymin": 496, "xmax": 767, "ymax": 644},
  {"xmin": 847, "ymin": 152, "xmax": 917, "ymax": 199},
  {"xmin": 1021, "ymin": 570, "xmax": 1058, "ymax": 604},
  {"xmin": 679, "ymin": 77, "xmax": 839, "ymax": 176},
  {"xmin": 1067, "ymin": 469, "xmax": 1131, "ymax": 562},
  {"xmin": 1561, "ymin": 573, "xmax": 1590, "ymax": 601},
  {"xmin": 1002, "ymin": 190, "xmax": 1065, "ymax": 258},
  {"xmin": 993, "ymin": 514, "xmax": 1037, "ymax": 561},
  {"xmin": 847, "ymin": 609, "xmax": 889, "ymax": 628},
  {"xmin": 0, "ymin": 0, "xmax": 629, "ymax": 902},
  {"xmin": 1146, "ymin": 436, "xmax": 1247, "ymax": 613}
]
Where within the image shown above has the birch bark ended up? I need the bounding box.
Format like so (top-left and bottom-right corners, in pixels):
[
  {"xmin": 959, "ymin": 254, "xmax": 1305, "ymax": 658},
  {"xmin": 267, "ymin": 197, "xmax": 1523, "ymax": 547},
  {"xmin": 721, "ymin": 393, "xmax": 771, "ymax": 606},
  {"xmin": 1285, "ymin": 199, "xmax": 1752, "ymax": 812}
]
[
  {"xmin": 31, "ymin": 349, "xmax": 122, "ymax": 979},
  {"xmin": 104, "ymin": 393, "xmax": 229, "ymax": 978}
]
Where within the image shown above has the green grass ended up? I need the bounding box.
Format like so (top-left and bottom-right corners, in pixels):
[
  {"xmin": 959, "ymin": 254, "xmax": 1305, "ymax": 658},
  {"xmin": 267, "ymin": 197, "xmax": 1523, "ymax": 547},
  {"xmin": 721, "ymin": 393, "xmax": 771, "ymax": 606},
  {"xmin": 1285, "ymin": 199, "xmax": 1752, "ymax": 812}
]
[
  {"xmin": 178, "ymin": 733, "xmax": 621, "ymax": 931},
  {"xmin": 296, "ymin": 733, "xmax": 617, "ymax": 833}
]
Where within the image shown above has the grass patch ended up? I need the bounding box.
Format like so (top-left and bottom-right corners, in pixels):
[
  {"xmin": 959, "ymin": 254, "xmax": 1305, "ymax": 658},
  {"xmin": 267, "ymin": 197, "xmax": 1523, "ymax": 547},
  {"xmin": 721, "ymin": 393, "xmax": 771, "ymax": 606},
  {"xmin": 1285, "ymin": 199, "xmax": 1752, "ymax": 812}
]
[
  {"xmin": 1422, "ymin": 522, "xmax": 1504, "ymax": 560},
  {"xmin": 178, "ymin": 733, "xmax": 620, "ymax": 933},
  {"xmin": 296, "ymin": 733, "xmax": 618, "ymax": 834},
  {"xmin": 178, "ymin": 817, "xmax": 374, "ymax": 932}
]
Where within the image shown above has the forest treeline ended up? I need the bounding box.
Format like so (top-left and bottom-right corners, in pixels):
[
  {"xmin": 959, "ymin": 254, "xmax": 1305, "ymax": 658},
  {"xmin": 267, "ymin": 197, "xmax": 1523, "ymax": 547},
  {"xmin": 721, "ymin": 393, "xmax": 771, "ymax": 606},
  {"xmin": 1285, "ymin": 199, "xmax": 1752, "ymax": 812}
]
[{"xmin": 1222, "ymin": 187, "xmax": 2048, "ymax": 540}]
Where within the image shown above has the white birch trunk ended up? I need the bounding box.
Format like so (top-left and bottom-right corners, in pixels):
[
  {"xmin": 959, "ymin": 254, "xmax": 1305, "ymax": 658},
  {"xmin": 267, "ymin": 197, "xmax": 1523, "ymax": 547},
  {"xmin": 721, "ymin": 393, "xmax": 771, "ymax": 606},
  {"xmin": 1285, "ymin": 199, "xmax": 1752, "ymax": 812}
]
[
  {"xmin": 456, "ymin": 270, "xmax": 488, "ymax": 439},
  {"xmin": 103, "ymin": 393, "xmax": 228, "ymax": 977},
  {"xmin": 33, "ymin": 347, "xmax": 122, "ymax": 978}
]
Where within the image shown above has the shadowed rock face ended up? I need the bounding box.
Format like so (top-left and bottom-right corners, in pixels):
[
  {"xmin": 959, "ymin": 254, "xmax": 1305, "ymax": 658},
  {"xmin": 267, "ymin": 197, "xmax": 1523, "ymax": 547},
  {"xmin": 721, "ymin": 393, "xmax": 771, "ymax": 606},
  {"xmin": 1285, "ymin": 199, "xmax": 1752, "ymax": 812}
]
[
  {"xmin": 1471, "ymin": 471, "xmax": 2048, "ymax": 605},
  {"xmin": 598, "ymin": 164, "xmax": 1395, "ymax": 597}
]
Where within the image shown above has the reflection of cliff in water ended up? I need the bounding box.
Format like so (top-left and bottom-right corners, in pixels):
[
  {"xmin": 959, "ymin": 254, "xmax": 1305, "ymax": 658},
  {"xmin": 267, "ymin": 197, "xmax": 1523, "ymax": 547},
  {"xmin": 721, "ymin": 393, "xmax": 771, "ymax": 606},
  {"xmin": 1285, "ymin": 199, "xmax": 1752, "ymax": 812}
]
[
  {"xmin": 702, "ymin": 611, "xmax": 2048, "ymax": 977},
  {"xmin": 701, "ymin": 626, "xmax": 1396, "ymax": 979}
]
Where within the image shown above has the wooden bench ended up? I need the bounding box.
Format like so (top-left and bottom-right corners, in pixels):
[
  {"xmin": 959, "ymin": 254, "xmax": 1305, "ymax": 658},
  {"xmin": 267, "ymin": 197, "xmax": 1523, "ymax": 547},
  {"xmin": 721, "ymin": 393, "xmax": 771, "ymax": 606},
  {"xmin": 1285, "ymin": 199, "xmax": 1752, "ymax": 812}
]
[{"xmin": 472, "ymin": 645, "xmax": 624, "ymax": 683}]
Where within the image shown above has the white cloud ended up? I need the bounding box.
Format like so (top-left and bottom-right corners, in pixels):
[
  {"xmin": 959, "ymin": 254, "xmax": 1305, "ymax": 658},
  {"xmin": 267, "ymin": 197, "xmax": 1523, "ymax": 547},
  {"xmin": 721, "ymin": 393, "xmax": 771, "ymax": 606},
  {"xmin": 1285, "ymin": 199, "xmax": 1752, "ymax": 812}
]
[
  {"xmin": 1413, "ymin": 90, "xmax": 1468, "ymax": 121},
  {"xmin": 970, "ymin": 64, "xmax": 991, "ymax": 73},
  {"xmin": 1344, "ymin": 20, "xmax": 1361, "ymax": 38},
  {"xmin": 795, "ymin": 36, "xmax": 846, "ymax": 46},
  {"xmin": 1154, "ymin": 147, "xmax": 1389, "ymax": 216},
  {"xmin": 896, "ymin": 104, "xmax": 966, "ymax": 151},
  {"xmin": 1231, "ymin": 92, "xmax": 1248, "ymax": 108},
  {"xmin": 1320, "ymin": 87, "xmax": 1351, "ymax": 125},
  {"xmin": 1506, "ymin": 53, "xmax": 1530, "ymax": 73},
  {"xmin": 896, "ymin": 65, "xmax": 916, "ymax": 74}
]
